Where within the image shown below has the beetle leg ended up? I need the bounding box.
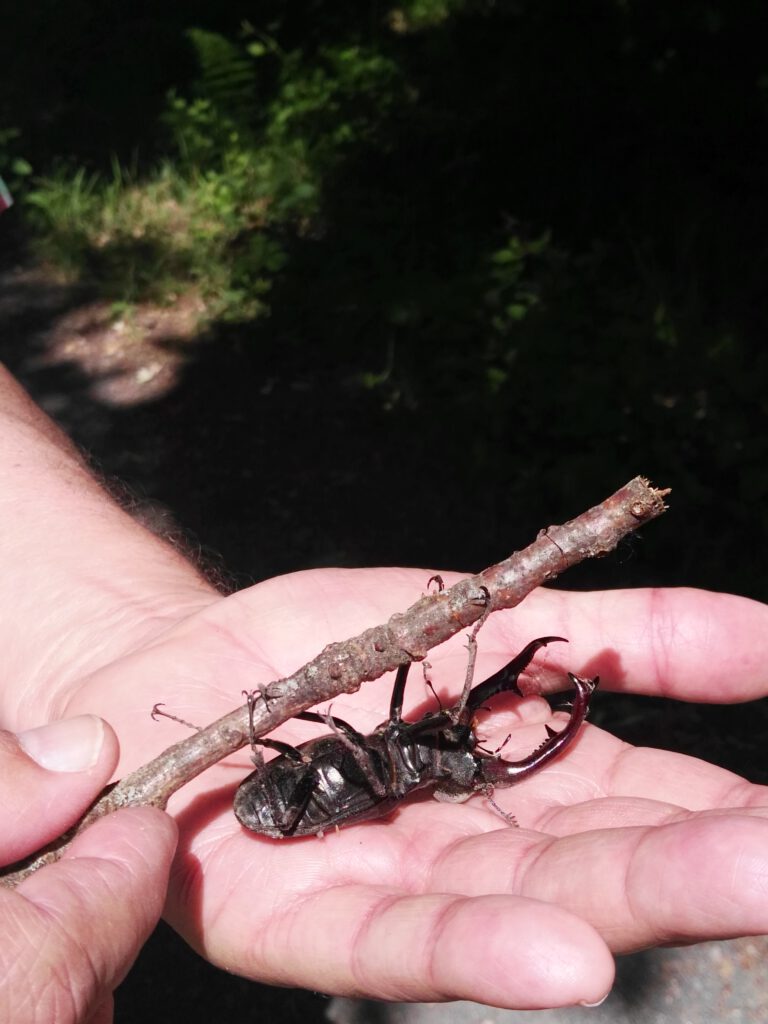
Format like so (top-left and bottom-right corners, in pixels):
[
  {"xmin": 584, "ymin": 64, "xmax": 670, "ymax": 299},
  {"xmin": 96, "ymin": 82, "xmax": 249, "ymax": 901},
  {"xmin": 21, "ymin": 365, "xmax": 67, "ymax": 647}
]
[
  {"xmin": 295, "ymin": 708, "xmax": 389, "ymax": 797},
  {"xmin": 239, "ymin": 762, "xmax": 318, "ymax": 837},
  {"xmin": 450, "ymin": 586, "xmax": 494, "ymax": 717},
  {"xmin": 256, "ymin": 737, "xmax": 308, "ymax": 762},
  {"xmin": 480, "ymin": 785, "xmax": 519, "ymax": 827},
  {"xmin": 274, "ymin": 766, "xmax": 319, "ymax": 836},
  {"xmin": 400, "ymin": 708, "xmax": 460, "ymax": 740},
  {"xmin": 465, "ymin": 635, "xmax": 568, "ymax": 712},
  {"xmin": 150, "ymin": 703, "xmax": 201, "ymax": 732},
  {"xmin": 388, "ymin": 662, "xmax": 411, "ymax": 724},
  {"xmin": 244, "ymin": 690, "xmax": 308, "ymax": 767},
  {"xmin": 477, "ymin": 732, "xmax": 511, "ymax": 756},
  {"xmin": 295, "ymin": 709, "xmax": 366, "ymax": 743},
  {"xmin": 422, "ymin": 661, "xmax": 443, "ymax": 710},
  {"xmin": 453, "ymin": 634, "xmax": 478, "ymax": 720},
  {"xmin": 478, "ymin": 673, "xmax": 598, "ymax": 788},
  {"xmin": 318, "ymin": 707, "xmax": 389, "ymax": 799},
  {"xmin": 244, "ymin": 688, "xmax": 268, "ymax": 748},
  {"xmin": 455, "ymin": 632, "xmax": 479, "ymax": 718},
  {"xmin": 387, "ymin": 649, "xmax": 473, "ymax": 739},
  {"xmin": 251, "ymin": 709, "xmax": 367, "ymax": 766}
]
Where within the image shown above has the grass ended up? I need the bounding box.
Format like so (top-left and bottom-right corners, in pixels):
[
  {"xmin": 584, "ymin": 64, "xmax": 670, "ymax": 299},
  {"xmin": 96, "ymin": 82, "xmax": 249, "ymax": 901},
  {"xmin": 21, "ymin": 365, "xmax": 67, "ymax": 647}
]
[{"xmin": 23, "ymin": 155, "xmax": 285, "ymax": 319}]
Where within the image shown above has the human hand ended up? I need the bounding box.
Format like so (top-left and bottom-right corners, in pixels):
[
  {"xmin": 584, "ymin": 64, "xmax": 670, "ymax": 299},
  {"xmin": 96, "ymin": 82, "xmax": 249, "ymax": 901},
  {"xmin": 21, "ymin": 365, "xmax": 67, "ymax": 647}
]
[
  {"xmin": 0, "ymin": 717, "xmax": 177, "ymax": 1024},
  {"xmin": 38, "ymin": 568, "xmax": 768, "ymax": 1011}
]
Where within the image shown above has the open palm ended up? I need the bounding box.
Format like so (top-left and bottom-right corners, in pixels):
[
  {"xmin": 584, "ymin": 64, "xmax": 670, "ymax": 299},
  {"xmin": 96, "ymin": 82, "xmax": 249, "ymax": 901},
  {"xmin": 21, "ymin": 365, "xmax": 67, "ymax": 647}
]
[{"xmin": 50, "ymin": 568, "xmax": 768, "ymax": 1011}]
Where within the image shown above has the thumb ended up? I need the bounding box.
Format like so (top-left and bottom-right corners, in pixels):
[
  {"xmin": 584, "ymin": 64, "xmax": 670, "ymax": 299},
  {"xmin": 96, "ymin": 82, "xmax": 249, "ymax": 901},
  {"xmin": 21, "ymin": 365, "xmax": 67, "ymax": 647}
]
[
  {"xmin": 1, "ymin": 806, "xmax": 177, "ymax": 1024},
  {"xmin": 0, "ymin": 716, "xmax": 119, "ymax": 865}
]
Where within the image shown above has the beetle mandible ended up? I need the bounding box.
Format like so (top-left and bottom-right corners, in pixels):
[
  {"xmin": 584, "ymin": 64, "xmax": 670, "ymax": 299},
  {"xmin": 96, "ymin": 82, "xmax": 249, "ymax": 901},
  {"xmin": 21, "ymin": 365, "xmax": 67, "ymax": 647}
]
[{"xmin": 234, "ymin": 635, "xmax": 598, "ymax": 838}]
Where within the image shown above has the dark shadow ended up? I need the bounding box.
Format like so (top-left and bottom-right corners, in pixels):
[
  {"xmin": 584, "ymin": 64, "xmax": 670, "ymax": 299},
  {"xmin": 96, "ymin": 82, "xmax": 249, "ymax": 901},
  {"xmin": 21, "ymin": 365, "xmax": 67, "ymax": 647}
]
[{"xmin": 116, "ymin": 919, "xmax": 330, "ymax": 1024}]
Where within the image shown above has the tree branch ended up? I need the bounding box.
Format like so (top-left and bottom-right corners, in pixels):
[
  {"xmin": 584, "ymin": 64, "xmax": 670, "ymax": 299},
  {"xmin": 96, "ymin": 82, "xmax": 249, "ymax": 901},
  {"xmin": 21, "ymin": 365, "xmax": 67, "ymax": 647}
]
[{"xmin": 0, "ymin": 475, "xmax": 668, "ymax": 886}]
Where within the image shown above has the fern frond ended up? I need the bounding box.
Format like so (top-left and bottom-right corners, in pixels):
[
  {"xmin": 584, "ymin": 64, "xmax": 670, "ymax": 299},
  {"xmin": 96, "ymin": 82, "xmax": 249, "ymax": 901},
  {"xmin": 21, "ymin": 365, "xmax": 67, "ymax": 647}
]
[{"xmin": 185, "ymin": 28, "xmax": 257, "ymax": 121}]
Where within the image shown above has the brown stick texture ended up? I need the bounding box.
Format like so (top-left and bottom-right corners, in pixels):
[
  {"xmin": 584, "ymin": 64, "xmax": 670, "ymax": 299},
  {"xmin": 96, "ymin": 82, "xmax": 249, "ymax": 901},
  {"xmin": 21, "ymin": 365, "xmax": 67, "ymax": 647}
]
[{"xmin": 0, "ymin": 475, "xmax": 668, "ymax": 886}]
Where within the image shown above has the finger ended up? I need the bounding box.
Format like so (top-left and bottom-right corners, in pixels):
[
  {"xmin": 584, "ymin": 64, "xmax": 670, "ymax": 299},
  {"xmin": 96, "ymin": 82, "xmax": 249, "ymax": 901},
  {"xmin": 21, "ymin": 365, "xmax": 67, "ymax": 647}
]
[
  {"xmin": 498, "ymin": 722, "xmax": 768, "ymax": 819},
  {"xmin": 0, "ymin": 717, "xmax": 119, "ymax": 864},
  {"xmin": 0, "ymin": 807, "xmax": 176, "ymax": 1024},
  {"xmin": 58, "ymin": 567, "xmax": 566, "ymax": 771},
  {"xmin": 430, "ymin": 812, "xmax": 768, "ymax": 953},
  {"xmin": 488, "ymin": 584, "xmax": 768, "ymax": 702},
  {"xmin": 540, "ymin": 797, "xmax": 768, "ymax": 837},
  {"xmin": 208, "ymin": 572, "xmax": 768, "ymax": 703},
  {"xmin": 190, "ymin": 880, "xmax": 613, "ymax": 1009},
  {"xmin": 59, "ymin": 571, "xmax": 768, "ymax": 775},
  {"xmin": 468, "ymin": 715, "xmax": 768, "ymax": 826}
]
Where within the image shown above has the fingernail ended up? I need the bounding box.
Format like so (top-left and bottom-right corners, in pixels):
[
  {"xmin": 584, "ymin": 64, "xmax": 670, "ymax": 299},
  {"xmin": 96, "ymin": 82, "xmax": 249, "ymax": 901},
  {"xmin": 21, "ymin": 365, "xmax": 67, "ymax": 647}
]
[
  {"xmin": 580, "ymin": 992, "xmax": 610, "ymax": 1008},
  {"xmin": 18, "ymin": 715, "xmax": 105, "ymax": 772}
]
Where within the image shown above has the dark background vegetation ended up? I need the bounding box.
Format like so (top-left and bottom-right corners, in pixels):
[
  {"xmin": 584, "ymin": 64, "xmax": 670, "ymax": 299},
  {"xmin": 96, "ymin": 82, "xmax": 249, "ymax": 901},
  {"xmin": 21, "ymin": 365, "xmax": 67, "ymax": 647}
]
[{"xmin": 2, "ymin": 1, "xmax": 768, "ymax": 1020}]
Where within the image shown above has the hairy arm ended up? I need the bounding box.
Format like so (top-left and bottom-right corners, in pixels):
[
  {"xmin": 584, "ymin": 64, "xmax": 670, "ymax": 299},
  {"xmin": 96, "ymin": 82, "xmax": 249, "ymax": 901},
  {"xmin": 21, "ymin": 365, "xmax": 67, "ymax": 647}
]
[{"xmin": 0, "ymin": 364, "xmax": 215, "ymax": 726}]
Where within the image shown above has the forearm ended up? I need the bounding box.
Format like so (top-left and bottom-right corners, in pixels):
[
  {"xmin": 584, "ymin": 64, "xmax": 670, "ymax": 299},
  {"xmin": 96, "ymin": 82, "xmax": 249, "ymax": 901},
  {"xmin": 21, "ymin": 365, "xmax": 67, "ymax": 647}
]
[{"xmin": 0, "ymin": 364, "xmax": 215, "ymax": 723}]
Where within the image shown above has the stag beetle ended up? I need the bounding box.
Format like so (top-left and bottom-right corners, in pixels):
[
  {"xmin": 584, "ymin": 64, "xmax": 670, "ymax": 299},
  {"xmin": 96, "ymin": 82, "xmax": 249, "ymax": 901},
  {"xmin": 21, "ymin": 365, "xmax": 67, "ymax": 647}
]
[{"xmin": 234, "ymin": 636, "xmax": 598, "ymax": 838}]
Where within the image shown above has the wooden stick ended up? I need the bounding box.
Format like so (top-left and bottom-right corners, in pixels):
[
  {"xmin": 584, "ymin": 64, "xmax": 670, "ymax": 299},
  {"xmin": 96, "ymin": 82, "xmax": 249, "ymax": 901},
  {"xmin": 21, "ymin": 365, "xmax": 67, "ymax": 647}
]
[{"xmin": 0, "ymin": 475, "xmax": 668, "ymax": 886}]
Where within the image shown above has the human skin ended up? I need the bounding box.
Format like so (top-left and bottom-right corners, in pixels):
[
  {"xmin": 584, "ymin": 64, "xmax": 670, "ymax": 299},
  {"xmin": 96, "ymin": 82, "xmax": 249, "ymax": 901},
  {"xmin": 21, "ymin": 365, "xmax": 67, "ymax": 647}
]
[
  {"xmin": 3, "ymin": 362, "xmax": 768, "ymax": 1019},
  {"xmin": 0, "ymin": 720, "xmax": 177, "ymax": 1024}
]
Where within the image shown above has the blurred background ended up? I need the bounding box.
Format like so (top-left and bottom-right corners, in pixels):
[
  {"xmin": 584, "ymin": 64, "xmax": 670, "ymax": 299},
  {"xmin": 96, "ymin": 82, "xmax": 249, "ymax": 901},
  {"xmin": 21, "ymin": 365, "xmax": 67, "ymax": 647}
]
[{"xmin": 2, "ymin": 1, "xmax": 768, "ymax": 1020}]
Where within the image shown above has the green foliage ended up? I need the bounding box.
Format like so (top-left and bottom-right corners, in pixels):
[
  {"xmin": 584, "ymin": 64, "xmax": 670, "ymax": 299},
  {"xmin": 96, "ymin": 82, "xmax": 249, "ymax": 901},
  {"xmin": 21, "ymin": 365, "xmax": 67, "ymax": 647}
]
[
  {"xmin": 0, "ymin": 128, "xmax": 32, "ymax": 199},
  {"xmin": 487, "ymin": 232, "xmax": 550, "ymax": 333},
  {"xmin": 163, "ymin": 94, "xmax": 242, "ymax": 169},
  {"xmin": 184, "ymin": 28, "xmax": 258, "ymax": 121},
  {"xmin": 25, "ymin": 165, "xmax": 104, "ymax": 274},
  {"xmin": 26, "ymin": 156, "xmax": 287, "ymax": 314},
  {"xmin": 24, "ymin": 29, "xmax": 405, "ymax": 318},
  {"xmin": 390, "ymin": 0, "xmax": 470, "ymax": 31},
  {"xmin": 268, "ymin": 46, "xmax": 402, "ymax": 151},
  {"xmin": 11, "ymin": 2, "xmax": 768, "ymax": 598}
]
